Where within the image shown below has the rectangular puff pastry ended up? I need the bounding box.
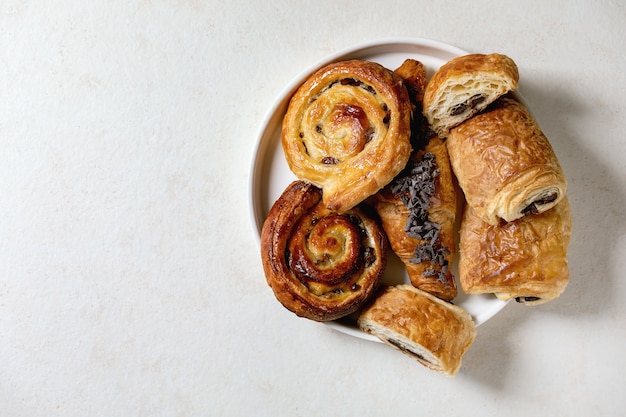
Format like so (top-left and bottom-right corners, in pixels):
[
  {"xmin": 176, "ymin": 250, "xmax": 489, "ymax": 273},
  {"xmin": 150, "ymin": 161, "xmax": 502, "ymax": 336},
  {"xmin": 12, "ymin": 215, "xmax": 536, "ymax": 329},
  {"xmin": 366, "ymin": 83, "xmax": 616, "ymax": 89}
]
[
  {"xmin": 358, "ymin": 285, "xmax": 476, "ymax": 376},
  {"xmin": 458, "ymin": 198, "xmax": 572, "ymax": 306},
  {"xmin": 446, "ymin": 97, "xmax": 567, "ymax": 225}
]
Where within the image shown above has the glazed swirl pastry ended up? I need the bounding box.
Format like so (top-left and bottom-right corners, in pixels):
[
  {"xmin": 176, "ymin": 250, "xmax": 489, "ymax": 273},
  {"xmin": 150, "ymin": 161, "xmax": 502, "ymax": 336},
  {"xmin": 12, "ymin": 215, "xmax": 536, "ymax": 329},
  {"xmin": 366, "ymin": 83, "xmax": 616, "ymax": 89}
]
[
  {"xmin": 446, "ymin": 97, "xmax": 567, "ymax": 225},
  {"xmin": 261, "ymin": 181, "xmax": 388, "ymax": 322},
  {"xmin": 282, "ymin": 59, "xmax": 412, "ymax": 213}
]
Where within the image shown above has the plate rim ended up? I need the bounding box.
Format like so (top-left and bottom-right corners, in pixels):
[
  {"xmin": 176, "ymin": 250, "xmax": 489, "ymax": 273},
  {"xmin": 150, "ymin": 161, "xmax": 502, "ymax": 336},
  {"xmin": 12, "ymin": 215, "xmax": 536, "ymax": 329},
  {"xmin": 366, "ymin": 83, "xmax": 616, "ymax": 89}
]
[
  {"xmin": 249, "ymin": 36, "xmax": 473, "ymax": 238},
  {"xmin": 248, "ymin": 37, "xmax": 510, "ymax": 342}
]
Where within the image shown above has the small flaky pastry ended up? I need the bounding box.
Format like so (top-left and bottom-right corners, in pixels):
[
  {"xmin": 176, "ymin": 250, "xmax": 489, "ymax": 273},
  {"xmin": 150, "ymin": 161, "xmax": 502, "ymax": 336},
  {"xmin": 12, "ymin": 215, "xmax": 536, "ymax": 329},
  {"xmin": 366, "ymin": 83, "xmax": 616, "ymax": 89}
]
[
  {"xmin": 446, "ymin": 97, "xmax": 567, "ymax": 225},
  {"xmin": 281, "ymin": 59, "xmax": 412, "ymax": 213},
  {"xmin": 358, "ymin": 285, "xmax": 476, "ymax": 376},
  {"xmin": 459, "ymin": 198, "xmax": 572, "ymax": 305},
  {"xmin": 261, "ymin": 181, "xmax": 387, "ymax": 322},
  {"xmin": 423, "ymin": 53, "xmax": 519, "ymax": 136}
]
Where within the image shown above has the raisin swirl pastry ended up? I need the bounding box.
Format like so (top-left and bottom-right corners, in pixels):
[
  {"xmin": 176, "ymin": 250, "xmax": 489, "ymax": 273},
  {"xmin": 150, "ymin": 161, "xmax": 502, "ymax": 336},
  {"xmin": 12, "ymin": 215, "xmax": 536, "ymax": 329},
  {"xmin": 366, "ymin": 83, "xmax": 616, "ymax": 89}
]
[
  {"xmin": 281, "ymin": 59, "xmax": 412, "ymax": 213},
  {"xmin": 261, "ymin": 181, "xmax": 388, "ymax": 322}
]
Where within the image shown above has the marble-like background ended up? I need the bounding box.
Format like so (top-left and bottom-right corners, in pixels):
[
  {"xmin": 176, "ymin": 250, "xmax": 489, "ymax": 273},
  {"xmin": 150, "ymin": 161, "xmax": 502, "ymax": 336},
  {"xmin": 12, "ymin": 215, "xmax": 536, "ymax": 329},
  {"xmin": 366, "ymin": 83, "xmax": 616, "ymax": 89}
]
[{"xmin": 1, "ymin": 1, "xmax": 624, "ymax": 416}]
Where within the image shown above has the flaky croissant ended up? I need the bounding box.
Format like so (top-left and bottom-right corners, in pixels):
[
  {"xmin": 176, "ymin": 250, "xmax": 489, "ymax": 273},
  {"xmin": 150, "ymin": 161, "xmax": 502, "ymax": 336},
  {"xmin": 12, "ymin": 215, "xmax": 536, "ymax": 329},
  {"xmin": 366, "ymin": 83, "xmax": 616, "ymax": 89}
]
[
  {"xmin": 374, "ymin": 136, "xmax": 458, "ymax": 301},
  {"xmin": 459, "ymin": 198, "xmax": 572, "ymax": 305},
  {"xmin": 446, "ymin": 97, "xmax": 567, "ymax": 225},
  {"xmin": 358, "ymin": 285, "xmax": 476, "ymax": 376},
  {"xmin": 372, "ymin": 59, "xmax": 457, "ymax": 301},
  {"xmin": 423, "ymin": 53, "xmax": 519, "ymax": 136}
]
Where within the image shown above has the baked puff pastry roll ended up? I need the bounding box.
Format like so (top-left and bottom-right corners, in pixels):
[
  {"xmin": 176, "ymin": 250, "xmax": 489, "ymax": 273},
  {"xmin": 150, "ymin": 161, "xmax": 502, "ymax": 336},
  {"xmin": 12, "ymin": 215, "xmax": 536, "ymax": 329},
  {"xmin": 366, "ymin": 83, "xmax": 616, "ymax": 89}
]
[
  {"xmin": 281, "ymin": 59, "xmax": 413, "ymax": 213},
  {"xmin": 261, "ymin": 181, "xmax": 388, "ymax": 322},
  {"xmin": 459, "ymin": 198, "xmax": 572, "ymax": 305},
  {"xmin": 423, "ymin": 53, "xmax": 519, "ymax": 136},
  {"xmin": 374, "ymin": 136, "xmax": 458, "ymax": 301},
  {"xmin": 446, "ymin": 97, "xmax": 567, "ymax": 225},
  {"xmin": 358, "ymin": 285, "xmax": 476, "ymax": 376}
]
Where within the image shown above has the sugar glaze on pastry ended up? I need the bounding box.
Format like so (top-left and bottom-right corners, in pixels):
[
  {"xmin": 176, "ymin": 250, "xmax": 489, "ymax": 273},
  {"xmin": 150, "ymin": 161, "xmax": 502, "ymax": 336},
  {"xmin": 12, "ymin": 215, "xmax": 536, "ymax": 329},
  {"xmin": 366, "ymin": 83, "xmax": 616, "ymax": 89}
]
[
  {"xmin": 446, "ymin": 97, "xmax": 567, "ymax": 225},
  {"xmin": 459, "ymin": 198, "xmax": 571, "ymax": 305},
  {"xmin": 261, "ymin": 181, "xmax": 387, "ymax": 322},
  {"xmin": 281, "ymin": 59, "xmax": 412, "ymax": 213}
]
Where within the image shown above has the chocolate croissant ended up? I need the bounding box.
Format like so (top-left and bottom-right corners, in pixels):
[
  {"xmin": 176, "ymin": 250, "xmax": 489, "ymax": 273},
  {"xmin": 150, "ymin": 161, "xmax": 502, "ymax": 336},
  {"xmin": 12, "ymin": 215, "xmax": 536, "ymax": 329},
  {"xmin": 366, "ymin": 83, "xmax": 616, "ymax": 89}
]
[
  {"xmin": 372, "ymin": 59, "xmax": 457, "ymax": 301},
  {"xmin": 281, "ymin": 59, "xmax": 413, "ymax": 213},
  {"xmin": 423, "ymin": 53, "xmax": 519, "ymax": 136},
  {"xmin": 261, "ymin": 181, "xmax": 388, "ymax": 322},
  {"xmin": 459, "ymin": 198, "xmax": 572, "ymax": 305},
  {"xmin": 446, "ymin": 97, "xmax": 567, "ymax": 225},
  {"xmin": 374, "ymin": 136, "xmax": 458, "ymax": 301},
  {"xmin": 358, "ymin": 285, "xmax": 476, "ymax": 376}
]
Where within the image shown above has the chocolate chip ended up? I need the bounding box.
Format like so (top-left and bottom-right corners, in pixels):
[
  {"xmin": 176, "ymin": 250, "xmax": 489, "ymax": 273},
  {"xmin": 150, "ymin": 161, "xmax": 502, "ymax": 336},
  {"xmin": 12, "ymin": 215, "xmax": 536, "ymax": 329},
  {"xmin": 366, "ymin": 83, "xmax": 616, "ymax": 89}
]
[
  {"xmin": 388, "ymin": 339, "xmax": 430, "ymax": 363},
  {"xmin": 516, "ymin": 296, "xmax": 541, "ymax": 303},
  {"xmin": 521, "ymin": 192, "xmax": 558, "ymax": 216},
  {"xmin": 449, "ymin": 94, "xmax": 486, "ymax": 116}
]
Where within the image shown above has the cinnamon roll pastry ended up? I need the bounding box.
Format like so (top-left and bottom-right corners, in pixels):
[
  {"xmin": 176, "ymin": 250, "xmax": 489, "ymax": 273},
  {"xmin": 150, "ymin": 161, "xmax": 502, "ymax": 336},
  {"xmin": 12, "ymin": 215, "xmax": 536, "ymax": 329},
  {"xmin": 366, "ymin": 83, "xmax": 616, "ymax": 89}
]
[
  {"xmin": 374, "ymin": 136, "xmax": 458, "ymax": 301},
  {"xmin": 446, "ymin": 97, "xmax": 567, "ymax": 225},
  {"xmin": 261, "ymin": 181, "xmax": 388, "ymax": 322},
  {"xmin": 459, "ymin": 198, "xmax": 572, "ymax": 306},
  {"xmin": 423, "ymin": 53, "xmax": 519, "ymax": 136},
  {"xmin": 357, "ymin": 285, "xmax": 476, "ymax": 376},
  {"xmin": 281, "ymin": 59, "xmax": 412, "ymax": 213}
]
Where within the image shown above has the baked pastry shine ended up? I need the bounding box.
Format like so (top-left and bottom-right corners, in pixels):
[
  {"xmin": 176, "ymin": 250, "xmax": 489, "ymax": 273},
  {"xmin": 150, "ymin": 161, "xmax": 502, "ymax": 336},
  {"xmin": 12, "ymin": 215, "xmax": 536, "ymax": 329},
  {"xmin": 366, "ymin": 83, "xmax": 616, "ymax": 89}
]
[
  {"xmin": 446, "ymin": 97, "xmax": 567, "ymax": 225},
  {"xmin": 423, "ymin": 53, "xmax": 519, "ymax": 136},
  {"xmin": 261, "ymin": 181, "xmax": 387, "ymax": 322},
  {"xmin": 281, "ymin": 59, "xmax": 412, "ymax": 213},
  {"xmin": 374, "ymin": 136, "xmax": 458, "ymax": 301},
  {"xmin": 372, "ymin": 59, "xmax": 457, "ymax": 301},
  {"xmin": 459, "ymin": 198, "xmax": 572, "ymax": 305},
  {"xmin": 358, "ymin": 285, "xmax": 476, "ymax": 376}
]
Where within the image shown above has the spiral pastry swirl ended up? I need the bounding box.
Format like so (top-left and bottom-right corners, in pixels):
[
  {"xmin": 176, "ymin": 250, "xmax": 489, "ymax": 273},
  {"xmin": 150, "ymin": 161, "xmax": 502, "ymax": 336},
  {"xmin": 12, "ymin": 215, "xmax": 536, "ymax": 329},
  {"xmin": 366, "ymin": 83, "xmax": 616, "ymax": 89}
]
[
  {"xmin": 261, "ymin": 181, "xmax": 388, "ymax": 322},
  {"xmin": 282, "ymin": 60, "xmax": 413, "ymax": 213}
]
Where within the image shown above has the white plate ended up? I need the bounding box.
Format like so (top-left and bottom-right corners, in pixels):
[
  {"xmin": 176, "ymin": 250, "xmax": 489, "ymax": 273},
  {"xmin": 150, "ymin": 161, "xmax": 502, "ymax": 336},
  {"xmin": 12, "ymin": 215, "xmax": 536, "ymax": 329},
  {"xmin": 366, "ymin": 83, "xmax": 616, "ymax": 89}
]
[{"xmin": 249, "ymin": 37, "xmax": 510, "ymax": 342}]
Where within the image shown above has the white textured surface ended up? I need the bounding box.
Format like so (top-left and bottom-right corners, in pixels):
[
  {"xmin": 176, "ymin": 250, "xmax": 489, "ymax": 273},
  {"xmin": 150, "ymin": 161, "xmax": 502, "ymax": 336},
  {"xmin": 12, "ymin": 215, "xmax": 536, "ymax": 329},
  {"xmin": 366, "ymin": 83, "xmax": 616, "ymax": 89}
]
[{"xmin": 1, "ymin": 1, "xmax": 625, "ymax": 416}]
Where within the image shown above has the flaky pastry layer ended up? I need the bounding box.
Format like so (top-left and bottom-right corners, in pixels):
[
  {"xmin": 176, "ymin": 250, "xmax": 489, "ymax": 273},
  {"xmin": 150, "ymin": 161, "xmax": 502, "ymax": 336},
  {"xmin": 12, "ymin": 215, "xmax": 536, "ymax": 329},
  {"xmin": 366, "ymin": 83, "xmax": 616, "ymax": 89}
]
[
  {"xmin": 281, "ymin": 59, "xmax": 412, "ymax": 213},
  {"xmin": 358, "ymin": 285, "xmax": 476, "ymax": 376},
  {"xmin": 459, "ymin": 198, "xmax": 571, "ymax": 305},
  {"xmin": 423, "ymin": 53, "xmax": 519, "ymax": 136},
  {"xmin": 446, "ymin": 97, "xmax": 567, "ymax": 225}
]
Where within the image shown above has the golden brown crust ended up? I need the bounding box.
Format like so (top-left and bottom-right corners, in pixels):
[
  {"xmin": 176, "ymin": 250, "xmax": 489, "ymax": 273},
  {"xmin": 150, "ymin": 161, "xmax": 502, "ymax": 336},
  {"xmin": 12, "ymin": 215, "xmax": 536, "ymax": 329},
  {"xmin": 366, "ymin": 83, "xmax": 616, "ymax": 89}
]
[
  {"xmin": 281, "ymin": 59, "xmax": 413, "ymax": 213},
  {"xmin": 357, "ymin": 285, "xmax": 476, "ymax": 376},
  {"xmin": 374, "ymin": 136, "xmax": 457, "ymax": 301},
  {"xmin": 394, "ymin": 59, "xmax": 428, "ymax": 105},
  {"xmin": 261, "ymin": 181, "xmax": 387, "ymax": 321},
  {"xmin": 446, "ymin": 97, "xmax": 567, "ymax": 225},
  {"xmin": 423, "ymin": 53, "xmax": 519, "ymax": 136},
  {"xmin": 459, "ymin": 198, "xmax": 571, "ymax": 305}
]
